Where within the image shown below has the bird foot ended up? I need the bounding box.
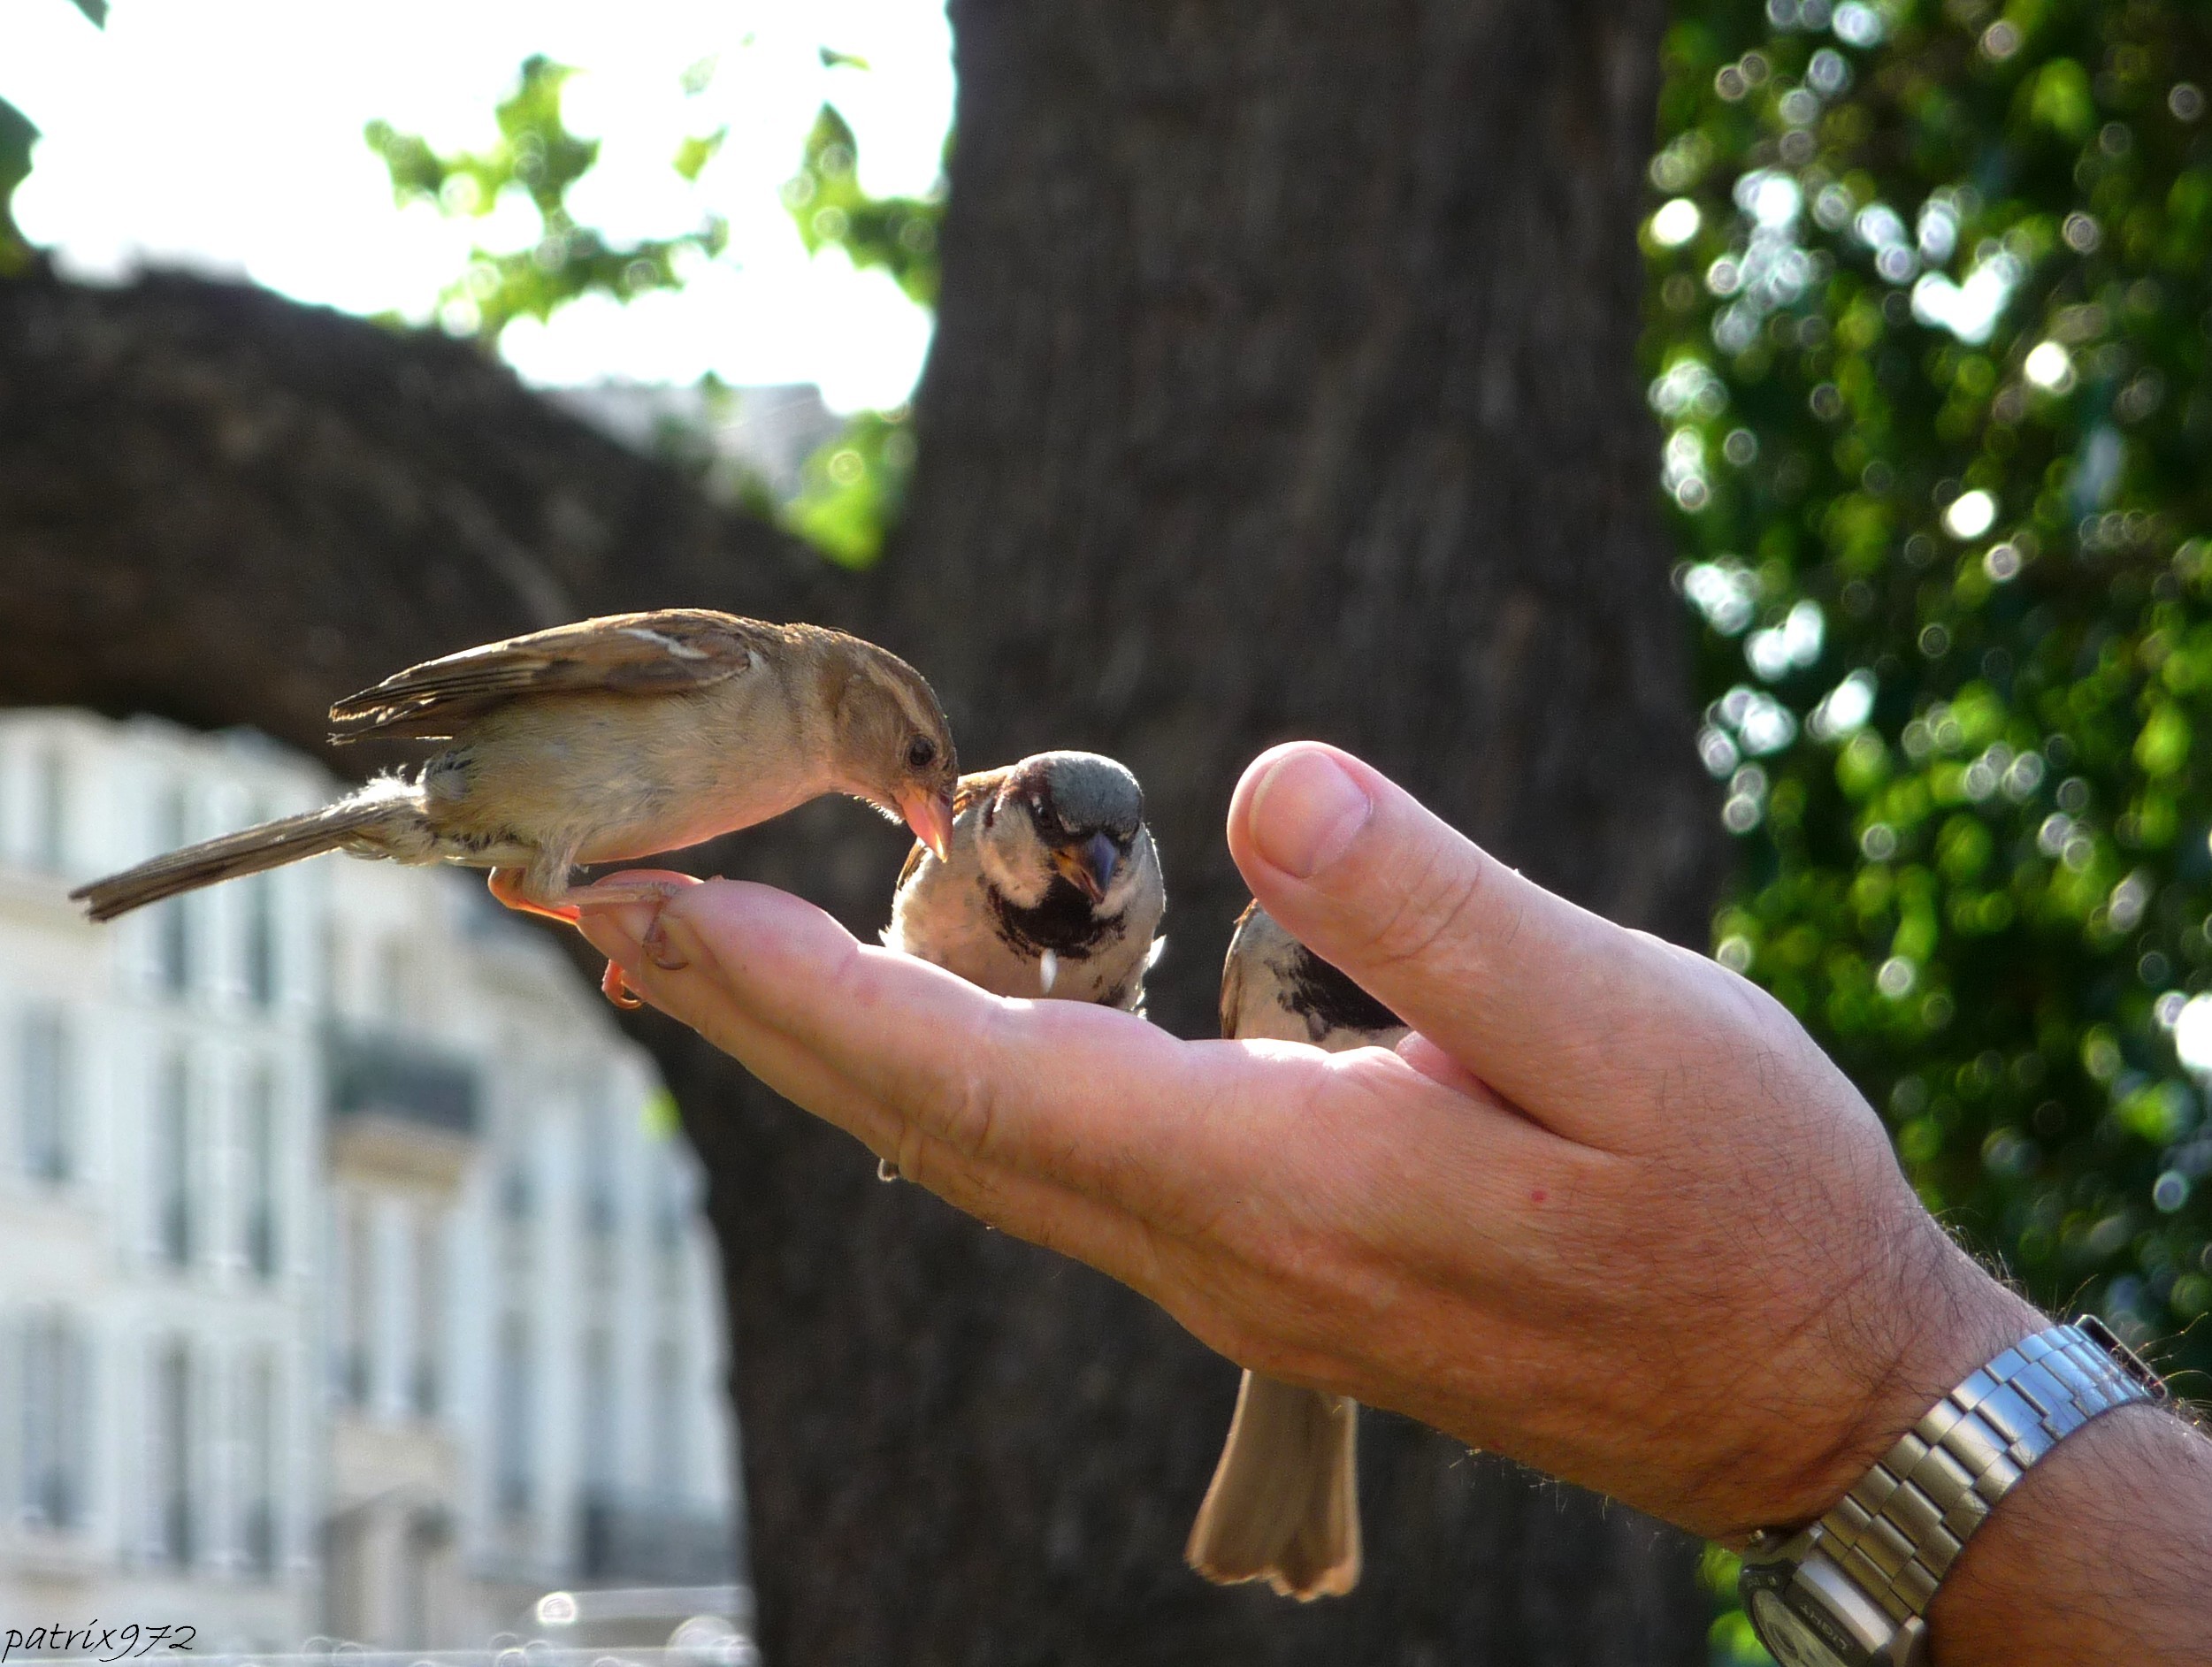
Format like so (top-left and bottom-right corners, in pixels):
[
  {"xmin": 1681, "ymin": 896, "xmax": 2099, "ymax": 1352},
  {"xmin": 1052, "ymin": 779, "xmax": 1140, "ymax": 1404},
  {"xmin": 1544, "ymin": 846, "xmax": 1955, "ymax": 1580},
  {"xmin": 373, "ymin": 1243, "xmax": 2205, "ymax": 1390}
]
[
  {"xmin": 486, "ymin": 868, "xmax": 582, "ymax": 924},
  {"xmin": 877, "ymin": 1158, "xmax": 903, "ymax": 1183},
  {"xmin": 570, "ymin": 878, "xmax": 690, "ymax": 911}
]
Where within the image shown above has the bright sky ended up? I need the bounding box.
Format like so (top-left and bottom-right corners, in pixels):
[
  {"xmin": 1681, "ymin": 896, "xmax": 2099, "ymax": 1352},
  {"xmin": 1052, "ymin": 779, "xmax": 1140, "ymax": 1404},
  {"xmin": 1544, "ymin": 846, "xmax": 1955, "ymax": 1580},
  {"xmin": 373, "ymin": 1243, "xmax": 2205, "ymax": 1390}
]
[{"xmin": 1, "ymin": 0, "xmax": 952, "ymax": 411}]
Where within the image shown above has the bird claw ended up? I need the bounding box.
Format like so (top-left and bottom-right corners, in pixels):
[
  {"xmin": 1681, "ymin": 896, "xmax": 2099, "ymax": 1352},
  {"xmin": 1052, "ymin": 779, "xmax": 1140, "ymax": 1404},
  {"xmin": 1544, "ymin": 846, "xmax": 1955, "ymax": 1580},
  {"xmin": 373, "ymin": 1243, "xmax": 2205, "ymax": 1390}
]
[
  {"xmin": 601, "ymin": 960, "xmax": 644, "ymax": 1009},
  {"xmin": 876, "ymin": 1158, "xmax": 903, "ymax": 1183}
]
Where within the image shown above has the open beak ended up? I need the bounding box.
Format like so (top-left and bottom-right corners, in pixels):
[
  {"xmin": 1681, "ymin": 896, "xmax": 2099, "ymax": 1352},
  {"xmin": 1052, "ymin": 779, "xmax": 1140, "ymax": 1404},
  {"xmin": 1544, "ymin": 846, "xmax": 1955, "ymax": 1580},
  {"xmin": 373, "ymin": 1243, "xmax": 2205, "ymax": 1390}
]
[
  {"xmin": 1052, "ymin": 832, "xmax": 1121, "ymax": 904},
  {"xmin": 899, "ymin": 787, "xmax": 955, "ymax": 862}
]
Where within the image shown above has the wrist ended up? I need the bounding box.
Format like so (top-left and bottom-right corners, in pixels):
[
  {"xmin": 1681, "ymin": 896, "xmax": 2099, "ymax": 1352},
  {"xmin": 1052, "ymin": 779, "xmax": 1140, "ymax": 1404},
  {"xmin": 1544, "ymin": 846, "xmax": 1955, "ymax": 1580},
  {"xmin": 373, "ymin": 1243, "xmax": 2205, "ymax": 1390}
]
[
  {"xmin": 1925, "ymin": 1400, "xmax": 2212, "ymax": 1665},
  {"xmin": 1741, "ymin": 1308, "xmax": 2184, "ymax": 1667},
  {"xmin": 1740, "ymin": 1222, "xmax": 2044, "ymax": 1538}
]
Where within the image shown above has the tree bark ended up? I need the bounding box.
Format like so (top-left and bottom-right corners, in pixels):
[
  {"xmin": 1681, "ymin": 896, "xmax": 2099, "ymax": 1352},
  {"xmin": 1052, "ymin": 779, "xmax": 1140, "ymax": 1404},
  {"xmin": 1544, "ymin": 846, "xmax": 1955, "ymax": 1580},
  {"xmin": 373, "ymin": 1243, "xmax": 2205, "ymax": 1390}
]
[
  {"xmin": 762, "ymin": 3, "xmax": 1723, "ymax": 1656},
  {"xmin": 0, "ymin": 0, "xmax": 1724, "ymax": 1659}
]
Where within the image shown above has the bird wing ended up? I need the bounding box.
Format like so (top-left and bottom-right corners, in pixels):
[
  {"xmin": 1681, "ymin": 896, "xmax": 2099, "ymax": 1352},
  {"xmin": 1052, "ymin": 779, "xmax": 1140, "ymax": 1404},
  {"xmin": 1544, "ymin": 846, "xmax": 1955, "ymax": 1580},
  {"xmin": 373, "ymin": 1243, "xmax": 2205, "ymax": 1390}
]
[
  {"xmin": 1219, "ymin": 900, "xmax": 1263, "ymax": 1038},
  {"xmin": 328, "ymin": 609, "xmax": 785, "ymax": 742},
  {"xmin": 953, "ymin": 768, "xmax": 1012, "ymax": 817}
]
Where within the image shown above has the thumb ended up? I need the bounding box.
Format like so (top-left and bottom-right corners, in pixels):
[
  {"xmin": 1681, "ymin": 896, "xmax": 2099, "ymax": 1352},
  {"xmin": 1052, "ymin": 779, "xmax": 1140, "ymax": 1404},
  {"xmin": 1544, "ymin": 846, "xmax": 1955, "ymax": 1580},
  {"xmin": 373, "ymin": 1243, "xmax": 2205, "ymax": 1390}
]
[{"xmin": 1226, "ymin": 743, "xmax": 1702, "ymax": 1149}]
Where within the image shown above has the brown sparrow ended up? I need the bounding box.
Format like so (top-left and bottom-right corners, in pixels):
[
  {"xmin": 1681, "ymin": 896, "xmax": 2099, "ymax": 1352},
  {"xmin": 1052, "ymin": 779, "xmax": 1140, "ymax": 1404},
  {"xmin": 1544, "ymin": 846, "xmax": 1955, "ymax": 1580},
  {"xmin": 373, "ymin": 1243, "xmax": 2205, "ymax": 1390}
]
[
  {"xmin": 1185, "ymin": 900, "xmax": 1405, "ymax": 1601},
  {"xmin": 71, "ymin": 612, "xmax": 960, "ymax": 982},
  {"xmin": 877, "ymin": 750, "xmax": 1165, "ymax": 1180}
]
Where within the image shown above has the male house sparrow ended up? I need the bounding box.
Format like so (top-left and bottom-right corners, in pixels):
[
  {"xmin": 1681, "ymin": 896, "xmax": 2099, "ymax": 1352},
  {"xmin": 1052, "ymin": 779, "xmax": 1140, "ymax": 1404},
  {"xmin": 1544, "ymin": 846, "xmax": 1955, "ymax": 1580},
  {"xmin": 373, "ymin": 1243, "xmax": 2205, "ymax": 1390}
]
[
  {"xmin": 877, "ymin": 751, "xmax": 1163, "ymax": 1184},
  {"xmin": 72, "ymin": 612, "xmax": 960, "ymax": 975},
  {"xmin": 1185, "ymin": 901, "xmax": 1407, "ymax": 1601},
  {"xmin": 884, "ymin": 750, "xmax": 1165, "ymax": 1013}
]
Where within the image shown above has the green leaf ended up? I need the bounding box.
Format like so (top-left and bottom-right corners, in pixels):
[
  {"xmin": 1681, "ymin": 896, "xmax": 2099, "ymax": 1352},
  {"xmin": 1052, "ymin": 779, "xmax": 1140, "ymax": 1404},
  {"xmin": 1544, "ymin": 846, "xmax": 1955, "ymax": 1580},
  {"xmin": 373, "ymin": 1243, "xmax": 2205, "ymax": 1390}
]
[
  {"xmin": 68, "ymin": 0, "xmax": 108, "ymax": 27},
  {"xmin": 0, "ymin": 95, "xmax": 41, "ymax": 276},
  {"xmin": 784, "ymin": 103, "xmax": 944, "ymax": 307},
  {"xmin": 365, "ymin": 56, "xmax": 727, "ymax": 344},
  {"xmin": 2028, "ymin": 58, "xmax": 2094, "ymax": 142},
  {"xmin": 673, "ymin": 126, "xmax": 727, "ymax": 184},
  {"xmin": 785, "ymin": 409, "xmax": 917, "ymax": 569}
]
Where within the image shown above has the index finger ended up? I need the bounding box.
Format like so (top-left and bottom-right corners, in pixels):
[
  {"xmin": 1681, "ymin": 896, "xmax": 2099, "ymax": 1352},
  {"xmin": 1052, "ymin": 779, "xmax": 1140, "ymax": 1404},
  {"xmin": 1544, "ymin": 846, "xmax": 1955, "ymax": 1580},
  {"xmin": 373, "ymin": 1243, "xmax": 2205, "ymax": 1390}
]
[{"xmin": 638, "ymin": 879, "xmax": 1244, "ymax": 1211}]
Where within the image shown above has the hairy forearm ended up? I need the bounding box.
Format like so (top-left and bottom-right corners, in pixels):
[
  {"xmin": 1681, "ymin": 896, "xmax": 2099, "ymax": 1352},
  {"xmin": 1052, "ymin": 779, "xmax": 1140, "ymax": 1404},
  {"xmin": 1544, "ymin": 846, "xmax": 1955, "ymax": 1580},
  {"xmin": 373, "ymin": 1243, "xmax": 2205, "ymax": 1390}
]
[{"xmin": 1927, "ymin": 1401, "xmax": 2212, "ymax": 1665}]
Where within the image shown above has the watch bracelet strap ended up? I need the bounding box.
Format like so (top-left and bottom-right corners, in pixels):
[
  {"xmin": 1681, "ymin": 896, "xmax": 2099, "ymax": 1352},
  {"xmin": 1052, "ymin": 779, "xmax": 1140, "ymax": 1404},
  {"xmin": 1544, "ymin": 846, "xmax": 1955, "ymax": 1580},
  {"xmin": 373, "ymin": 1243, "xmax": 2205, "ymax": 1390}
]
[{"xmin": 1810, "ymin": 1317, "xmax": 2168, "ymax": 1625}]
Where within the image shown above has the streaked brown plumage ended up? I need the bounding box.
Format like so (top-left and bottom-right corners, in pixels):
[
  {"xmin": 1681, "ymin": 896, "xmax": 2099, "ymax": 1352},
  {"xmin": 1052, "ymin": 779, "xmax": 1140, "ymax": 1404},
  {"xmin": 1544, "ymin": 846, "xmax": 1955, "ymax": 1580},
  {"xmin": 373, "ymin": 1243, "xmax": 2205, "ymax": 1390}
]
[
  {"xmin": 884, "ymin": 751, "xmax": 1165, "ymax": 1011},
  {"xmin": 876, "ymin": 751, "xmax": 1165, "ymax": 1181},
  {"xmin": 71, "ymin": 612, "xmax": 960, "ymax": 953},
  {"xmin": 1185, "ymin": 900, "xmax": 1405, "ymax": 1602}
]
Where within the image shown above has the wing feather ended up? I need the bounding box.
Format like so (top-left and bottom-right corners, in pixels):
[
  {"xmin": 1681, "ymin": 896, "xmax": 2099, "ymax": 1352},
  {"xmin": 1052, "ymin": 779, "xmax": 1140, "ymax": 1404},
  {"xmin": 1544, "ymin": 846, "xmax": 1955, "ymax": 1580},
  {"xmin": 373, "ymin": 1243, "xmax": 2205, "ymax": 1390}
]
[
  {"xmin": 1220, "ymin": 900, "xmax": 1264, "ymax": 1038},
  {"xmin": 327, "ymin": 609, "xmax": 784, "ymax": 743}
]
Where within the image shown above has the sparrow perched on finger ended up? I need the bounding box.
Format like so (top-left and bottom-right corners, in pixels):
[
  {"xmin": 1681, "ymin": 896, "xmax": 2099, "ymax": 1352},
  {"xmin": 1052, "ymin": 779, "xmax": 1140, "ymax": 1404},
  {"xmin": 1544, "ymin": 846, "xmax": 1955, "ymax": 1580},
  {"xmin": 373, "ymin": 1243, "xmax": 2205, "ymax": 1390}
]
[
  {"xmin": 71, "ymin": 610, "xmax": 960, "ymax": 1006},
  {"xmin": 877, "ymin": 750, "xmax": 1165, "ymax": 1180},
  {"xmin": 1185, "ymin": 900, "xmax": 1406, "ymax": 1602},
  {"xmin": 884, "ymin": 749, "xmax": 1165, "ymax": 1010}
]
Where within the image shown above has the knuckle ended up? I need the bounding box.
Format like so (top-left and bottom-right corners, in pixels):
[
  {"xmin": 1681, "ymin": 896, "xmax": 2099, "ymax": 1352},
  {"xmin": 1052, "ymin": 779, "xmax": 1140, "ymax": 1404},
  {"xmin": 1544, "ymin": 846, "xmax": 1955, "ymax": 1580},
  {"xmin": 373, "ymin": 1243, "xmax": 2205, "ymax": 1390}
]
[{"xmin": 1358, "ymin": 836, "xmax": 1493, "ymax": 973}]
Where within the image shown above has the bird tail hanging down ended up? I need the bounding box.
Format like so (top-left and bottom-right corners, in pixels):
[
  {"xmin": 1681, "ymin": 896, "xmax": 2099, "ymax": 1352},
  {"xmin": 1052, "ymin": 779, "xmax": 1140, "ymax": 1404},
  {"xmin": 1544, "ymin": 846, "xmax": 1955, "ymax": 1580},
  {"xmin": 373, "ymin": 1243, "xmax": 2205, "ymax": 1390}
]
[
  {"xmin": 1185, "ymin": 1371, "xmax": 1362, "ymax": 1601},
  {"xmin": 70, "ymin": 781, "xmax": 427, "ymax": 922}
]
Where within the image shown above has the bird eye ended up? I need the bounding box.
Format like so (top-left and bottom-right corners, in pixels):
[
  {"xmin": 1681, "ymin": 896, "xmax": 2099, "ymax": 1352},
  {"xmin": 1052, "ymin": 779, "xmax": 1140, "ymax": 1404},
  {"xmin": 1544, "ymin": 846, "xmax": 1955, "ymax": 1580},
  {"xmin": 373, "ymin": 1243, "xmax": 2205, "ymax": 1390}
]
[{"xmin": 906, "ymin": 736, "xmax": 938, "ymax": 770}]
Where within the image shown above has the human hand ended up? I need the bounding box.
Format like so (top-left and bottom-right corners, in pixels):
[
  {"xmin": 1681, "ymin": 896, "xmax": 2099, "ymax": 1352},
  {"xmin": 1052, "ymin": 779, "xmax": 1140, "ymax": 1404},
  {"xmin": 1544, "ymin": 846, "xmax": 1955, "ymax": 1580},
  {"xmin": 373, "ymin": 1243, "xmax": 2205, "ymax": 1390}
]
[{"xmin": 574, "ymin": 741, "xmax": 2038, "ymax": 1541}]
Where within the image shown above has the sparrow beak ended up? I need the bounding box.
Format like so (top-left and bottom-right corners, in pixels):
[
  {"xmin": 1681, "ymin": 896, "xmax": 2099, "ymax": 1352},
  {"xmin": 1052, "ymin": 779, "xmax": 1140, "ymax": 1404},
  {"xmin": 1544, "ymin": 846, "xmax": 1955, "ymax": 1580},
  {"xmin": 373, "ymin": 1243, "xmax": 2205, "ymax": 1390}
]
[
  {"xmin": 899, "ymin": 787, "xmax": 955, "ymax": 861},
  {"xmin": 1052, "ymin": 832, "xmax": 1121, "ymax": 904}
]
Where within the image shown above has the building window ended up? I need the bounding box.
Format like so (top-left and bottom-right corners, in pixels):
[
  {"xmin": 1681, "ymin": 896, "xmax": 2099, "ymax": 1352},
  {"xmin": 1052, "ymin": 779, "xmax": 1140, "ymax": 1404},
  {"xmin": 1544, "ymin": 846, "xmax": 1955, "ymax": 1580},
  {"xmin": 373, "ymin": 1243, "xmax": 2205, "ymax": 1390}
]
[
  {"xmin": 20, "ymin": 1311, "xmax": 88, "ymax": 1531},
  {"xmin": 581, "ymin": 1329, "xmax": 616, "ymax": 1497},
  {"xmin": 241, "ymin": 1351, "xmax": 278, "ymax": 1578},
  {"xmin": 244, "ymin": 1068, "xmax": 279, "ymax": 1281},
  {"xmin": 410, "ymin": 1213, "xmax": 442, "ymax": 1418},
  {"xmin": 154, "ymin": 788, "xmax": 192, "ymax": 998},
  {"xmin": 152, "ymin": 1339, "xmax": 194, "ymax": 1567},
  {"xmin": 494, "ymin": 1316, "xmax": 534, "ymax": 1517},
  {"xmin": 499, "ymin": 1153, "xmax": 534, "ymax": 1222},
  {"xmin": 31, "ymin": 750, "xmax": 66, "ymax": 873},
  {"xmin": 243, "ymin": 873, "xmax": 278, "ymax": 1009},
  {"xmin": 653, "ymin": 1154, "xmax": 688, "ymax": 1255},
  {"xmin": 651, "ymin": 1339, "xmax": 686, "ymax": 1500},
  {"xmin": 19, "ymin": 1010, "xmax": 73, "ymax": 1185},
  {"xmin": 154, "ymin": 1051, "xmax": 193, "ymax": 1268},
  {"xmin": 582, "ymin": 1105, "xmax": 617, "ymax": 1237},
  {"xmin": 341, "ymin": 1198, "xmax": 371, "ymax": 1408}
]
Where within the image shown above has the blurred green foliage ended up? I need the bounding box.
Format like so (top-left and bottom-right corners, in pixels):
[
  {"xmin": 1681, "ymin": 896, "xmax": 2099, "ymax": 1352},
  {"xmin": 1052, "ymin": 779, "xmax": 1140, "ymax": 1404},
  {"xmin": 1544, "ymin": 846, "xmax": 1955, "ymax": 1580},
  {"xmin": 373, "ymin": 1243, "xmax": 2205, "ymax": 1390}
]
[
  {"xmin": 773, "ymin": 104, "xmax": 943, "ymax": 565},
  {"xmin": 365, "ymin": 54, "xmax": 728, "ymax": 344},
  {"xmin": 785, "ymin": 404, "xmax": 918, "ymax": 568},
  {"xmin": 0, "ymin": 96, "xmax": 37, "ymax": 278},
  {"xmin": 783, "ymin": 103, "xmax": 943, "ymax": 308},
  {"xmin": 366, "ymin": 57, "xmax": 943, "ymax": 570},
  {"xmin": 1643, "ymin": 4, "xmax": 2210, "ymax": 1656},
  {"xmin": 0, "ymin": 0, "xmax": 107, "ymax": 275}
]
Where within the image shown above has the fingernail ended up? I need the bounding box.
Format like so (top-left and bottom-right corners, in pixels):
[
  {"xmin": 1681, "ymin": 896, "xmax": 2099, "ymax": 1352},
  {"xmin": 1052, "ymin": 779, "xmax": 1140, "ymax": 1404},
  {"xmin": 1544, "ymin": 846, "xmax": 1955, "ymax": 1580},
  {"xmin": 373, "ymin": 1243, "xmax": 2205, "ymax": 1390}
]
[
  {"xmin": 643, "ymin": 917, "xmax": 690, "ymax": 972},
  {"xmin": 1251, "ymin": 749, "xmax": 1372, "ymax": 878}
]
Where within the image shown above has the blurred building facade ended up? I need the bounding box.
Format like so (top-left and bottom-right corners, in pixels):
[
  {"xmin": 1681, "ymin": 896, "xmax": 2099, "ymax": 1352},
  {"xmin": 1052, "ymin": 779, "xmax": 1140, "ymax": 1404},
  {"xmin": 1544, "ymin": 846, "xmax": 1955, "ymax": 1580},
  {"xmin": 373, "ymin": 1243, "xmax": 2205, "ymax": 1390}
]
[{"xmin": 0, "ymin": 710, "xmax": 739, "ymax": 1651}]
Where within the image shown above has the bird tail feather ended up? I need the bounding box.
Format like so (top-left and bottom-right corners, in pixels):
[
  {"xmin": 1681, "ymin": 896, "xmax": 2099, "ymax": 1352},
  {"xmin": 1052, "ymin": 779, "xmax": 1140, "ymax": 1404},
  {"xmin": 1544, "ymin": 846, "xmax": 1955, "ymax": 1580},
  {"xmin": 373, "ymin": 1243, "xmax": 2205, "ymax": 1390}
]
[
  {"xmin": 1185, "ymin": 1370, "xmax": 1362, "ymax": 1601},
  {"xmin": 70, "ymin": 788, "xmax": 420, "ymax": 921}
]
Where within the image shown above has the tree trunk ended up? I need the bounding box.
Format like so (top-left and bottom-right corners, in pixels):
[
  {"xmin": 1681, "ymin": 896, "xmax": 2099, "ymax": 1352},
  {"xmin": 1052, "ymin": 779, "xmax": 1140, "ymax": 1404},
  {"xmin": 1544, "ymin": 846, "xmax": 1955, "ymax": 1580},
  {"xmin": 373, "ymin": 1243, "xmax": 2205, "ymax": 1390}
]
[{"xmin": 0, "ymin": 0, "xmax": 1724, "ymax": 1657}]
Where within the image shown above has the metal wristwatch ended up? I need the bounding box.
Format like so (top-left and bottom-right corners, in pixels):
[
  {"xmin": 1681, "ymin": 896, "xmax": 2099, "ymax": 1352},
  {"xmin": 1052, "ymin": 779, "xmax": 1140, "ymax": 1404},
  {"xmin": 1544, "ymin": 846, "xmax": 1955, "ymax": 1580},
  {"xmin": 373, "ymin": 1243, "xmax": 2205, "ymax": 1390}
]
[{"xmin": 1738, "ymin": 1316, "xmax": 2168, "ymax": 1667}]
